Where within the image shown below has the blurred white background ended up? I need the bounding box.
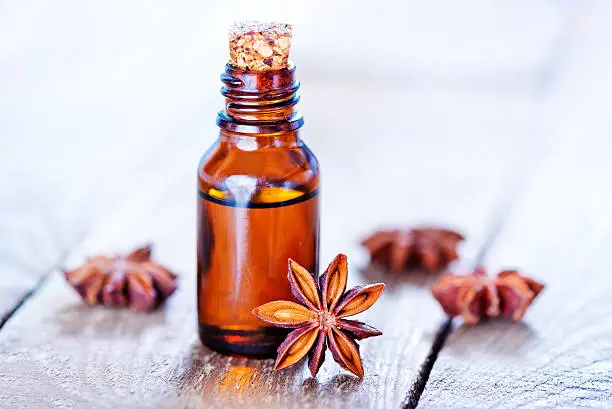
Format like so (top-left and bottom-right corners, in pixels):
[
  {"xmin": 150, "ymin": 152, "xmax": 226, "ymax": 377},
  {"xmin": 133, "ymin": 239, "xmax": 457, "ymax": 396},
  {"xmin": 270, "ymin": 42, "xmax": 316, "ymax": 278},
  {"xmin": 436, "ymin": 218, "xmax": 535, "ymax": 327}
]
[{"xmin": 1, "ymin": 0, "xmax": 610, "ymax": 278}]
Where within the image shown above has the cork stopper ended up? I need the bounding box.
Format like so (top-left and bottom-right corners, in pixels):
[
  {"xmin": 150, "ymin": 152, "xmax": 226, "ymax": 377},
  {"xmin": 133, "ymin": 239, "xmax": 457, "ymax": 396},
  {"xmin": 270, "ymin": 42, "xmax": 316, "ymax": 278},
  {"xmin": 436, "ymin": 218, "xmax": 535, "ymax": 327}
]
[{"xmin": 229, "ymin": 21, "xmax": 292, "ymax": 71}]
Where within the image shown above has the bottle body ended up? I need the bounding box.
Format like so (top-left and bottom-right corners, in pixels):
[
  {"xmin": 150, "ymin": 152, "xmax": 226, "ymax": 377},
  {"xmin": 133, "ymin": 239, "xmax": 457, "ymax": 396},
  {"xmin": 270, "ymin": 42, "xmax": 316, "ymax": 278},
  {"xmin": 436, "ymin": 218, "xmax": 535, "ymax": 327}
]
[
  {"xmin": 197, "ymin": 131, "xmax": 319, "ymax": 357},
  {"xmin": 197, "ymin": 64, "xmax": 319, "ymax": 357}
]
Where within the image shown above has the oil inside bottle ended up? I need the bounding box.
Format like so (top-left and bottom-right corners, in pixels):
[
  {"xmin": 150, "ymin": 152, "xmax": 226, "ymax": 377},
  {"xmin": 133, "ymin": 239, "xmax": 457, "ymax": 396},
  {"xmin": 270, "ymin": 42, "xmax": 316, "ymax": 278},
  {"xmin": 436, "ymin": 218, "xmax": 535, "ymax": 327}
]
[{"xmin": 197, "ymin": 186, "xmax": 319, "ymax": 357}]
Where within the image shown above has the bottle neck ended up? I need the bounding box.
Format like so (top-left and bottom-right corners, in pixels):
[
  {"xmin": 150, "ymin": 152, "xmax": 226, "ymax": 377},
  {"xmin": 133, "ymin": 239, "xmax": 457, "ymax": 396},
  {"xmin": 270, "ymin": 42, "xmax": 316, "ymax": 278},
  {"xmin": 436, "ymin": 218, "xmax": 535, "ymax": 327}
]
[
  {"xmin": 216, "ymin": 63, "xmax": 304, "ymax": 134},
  {"xmin": 219, "ymin": 129, "xmax": 301, "ymax": 149}
]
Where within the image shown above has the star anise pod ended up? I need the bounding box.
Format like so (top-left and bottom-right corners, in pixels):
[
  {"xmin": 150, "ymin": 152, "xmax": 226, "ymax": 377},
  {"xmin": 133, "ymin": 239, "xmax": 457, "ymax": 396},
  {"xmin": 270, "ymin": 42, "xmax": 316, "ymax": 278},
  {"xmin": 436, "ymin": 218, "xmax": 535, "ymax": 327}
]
[
  {"xmin": 252, "ymin": 254, "xmax": 385, "ymax": 378},
  {"xmin": 63, "ymin": 245, "xmax": 178, "ymax": 312},
  {"xmin": 431, "ymin": 266, "xmax": 544, "ymax": 324},
  {"xmin": 361, "ymin": 227, "xmax": 464, "ymax": 272}
]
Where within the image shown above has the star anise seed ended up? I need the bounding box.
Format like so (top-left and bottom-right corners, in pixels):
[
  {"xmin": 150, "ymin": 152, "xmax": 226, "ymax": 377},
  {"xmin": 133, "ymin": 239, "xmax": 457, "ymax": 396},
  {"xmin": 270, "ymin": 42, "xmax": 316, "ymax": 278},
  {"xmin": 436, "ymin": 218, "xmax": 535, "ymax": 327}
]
[
  {"xmin": 63, "ymin": 244, "xmax": 178, "ymax": 312},
  {"xmin": 431, "ymin": 266, "xmax": 544, "ymax": 324},
  {"xmin": 252, "ymin": 254, "xmax": 385, "ymax": 378},
  {"xmin": 362, "ymin": 227, "xmax": 464, "ymax": 272}
]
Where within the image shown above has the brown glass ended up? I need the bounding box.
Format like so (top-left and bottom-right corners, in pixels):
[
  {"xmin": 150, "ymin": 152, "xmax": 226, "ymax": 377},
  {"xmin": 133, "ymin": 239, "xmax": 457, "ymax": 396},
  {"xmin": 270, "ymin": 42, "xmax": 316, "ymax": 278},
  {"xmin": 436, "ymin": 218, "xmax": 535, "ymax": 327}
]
[{"xmin": 197, "ymin": 63, "xmax": 320, "ymax": 357}]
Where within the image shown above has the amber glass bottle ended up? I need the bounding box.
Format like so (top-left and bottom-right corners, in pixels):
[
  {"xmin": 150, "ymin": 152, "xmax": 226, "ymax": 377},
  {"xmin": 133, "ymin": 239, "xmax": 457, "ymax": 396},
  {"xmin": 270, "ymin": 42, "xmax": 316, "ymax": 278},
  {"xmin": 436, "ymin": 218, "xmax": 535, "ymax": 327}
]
[{"xmin": 197, "ymin": 61, "xmax": 320, "ymax": 357}]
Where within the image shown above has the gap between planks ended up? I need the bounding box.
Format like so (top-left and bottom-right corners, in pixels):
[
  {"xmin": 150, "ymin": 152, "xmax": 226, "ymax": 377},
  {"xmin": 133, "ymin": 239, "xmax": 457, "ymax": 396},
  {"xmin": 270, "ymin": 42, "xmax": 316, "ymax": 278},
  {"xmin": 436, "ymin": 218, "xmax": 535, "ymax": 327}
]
[
  {"xmin": 0, "ymin": 273, "xmax": 50, "ymax": 331},
  {"xmin": 0, "ymin": 247, "xmax": 79, "ymax": 331}
]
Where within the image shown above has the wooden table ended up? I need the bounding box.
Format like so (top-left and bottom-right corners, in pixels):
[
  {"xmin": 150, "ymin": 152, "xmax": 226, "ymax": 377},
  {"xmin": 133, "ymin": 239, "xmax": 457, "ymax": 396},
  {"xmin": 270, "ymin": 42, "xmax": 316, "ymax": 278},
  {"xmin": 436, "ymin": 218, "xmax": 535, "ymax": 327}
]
[{"xmin": 1, "ymin": 1, "xmax": 611, "ymax": 408}]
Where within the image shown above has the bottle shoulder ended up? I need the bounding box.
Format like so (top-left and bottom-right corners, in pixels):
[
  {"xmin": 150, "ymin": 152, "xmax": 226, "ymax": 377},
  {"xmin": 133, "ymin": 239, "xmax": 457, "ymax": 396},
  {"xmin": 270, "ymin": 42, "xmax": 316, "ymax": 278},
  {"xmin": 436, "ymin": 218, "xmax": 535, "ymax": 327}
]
[{"xmin": 198, "ymin": 138, "xmax": 319, "ymax": 205}]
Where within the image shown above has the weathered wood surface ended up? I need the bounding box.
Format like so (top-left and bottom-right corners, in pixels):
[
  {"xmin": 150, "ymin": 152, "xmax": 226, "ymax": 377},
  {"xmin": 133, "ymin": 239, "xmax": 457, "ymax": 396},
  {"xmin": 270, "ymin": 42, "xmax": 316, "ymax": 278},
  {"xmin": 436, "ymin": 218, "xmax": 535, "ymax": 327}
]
[
  {"xmin": 2, "ymin": 1, "xmax": 606, "ymax": 408},
  {"xmin": 419, "ymin": 2, "xmax": 612, "ymax": 408},
  {"xmin": 0, "ymin": 81, "xmax": 538, "ymax": 408}
]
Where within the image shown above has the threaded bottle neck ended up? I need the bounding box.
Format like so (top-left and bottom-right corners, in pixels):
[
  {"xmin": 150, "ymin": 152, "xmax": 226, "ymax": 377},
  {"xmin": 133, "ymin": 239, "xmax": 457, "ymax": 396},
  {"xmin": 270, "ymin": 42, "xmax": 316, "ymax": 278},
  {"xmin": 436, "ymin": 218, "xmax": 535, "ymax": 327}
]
[{"xmin": 216, "ymin": 63, "xmax": 304, "ymax": 134}]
